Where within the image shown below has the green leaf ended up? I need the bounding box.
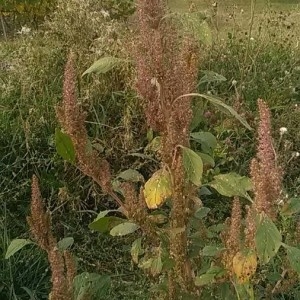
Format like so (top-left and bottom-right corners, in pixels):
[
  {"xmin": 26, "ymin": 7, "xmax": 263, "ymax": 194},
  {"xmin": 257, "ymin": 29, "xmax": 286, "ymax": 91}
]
[
  {"xmin": 110, "ymin": 222, "xmax": 139, "ymax": 236},
  {"xmin": 148, "ymin": 212, "xmax": 168, "ymax": 224},
  {"xmin": 82, "ymin": 57, "xmax": 128, "ymax": 76},
  {"xmin": 57, "ymin": 237, "xmax": 74, "ymax": 251},
  {"xmin": 73, "ymin": 272, "xmax": 111, "ymax": 300},
  {"xmin": 151, "ymin": 256, "xmax": 163, "ymax": 276},
  {"xmin": 176, "ymin": 93, "xmax": 252, "ymax": 130},
  {"xmin": 194, "ymin": 207, "xmax": 210, "ymax": 220},
  {"xmin": 233, "ymin": 282, "xmax": 255, "ymax": 300},
  {"xmin": 139, "ymin": 256, "xmax": 163, "ymax": 276},
  {"xmin": 209, "ymin": 172, "xmax": 253, "ymax": 201},
  {"xmin": 194, "ymin": 273, "xmax": 215, "ymax": 286},
  {"xmin": 202, "ymin": 245, "xmax": 224, "ymax": 257},
  {"xmin": 281, "ymin": 198, "xmax": 300, "ymax": 216},
  {"xmin": 255, "ymin": 213, "xmax": 282, "ymax": 264},
  {"xmin": 198, "ymin": 70, "xmax": 227, "ymax": 85},
  {"xmin": 200, "ymin": 94, "xmax": 252, "ymax": 130},
  {"xmin": 117, "ymin": 169, "xmax": 144, "ymax": 183},
  {"xmin": 190, "ymin": 100, "xmax": 205, "ymax": 131},
  {"xmin": 197, "ymin": 20, "xmax": 212, "ymax": 46},
  {"xmin": 145, "ymin": 136, "xmax": 161, "ymax": 153},
  {"xmin": 190, "ymin": 132, "xmax": 217, "ymax": 155},
  {"xmin": 5, "ymin": 239, "xmax": 33, "ymax": 259},
  {"xmin": 172, "ymin": 12, "xmax": 212, "ymax": 46},
  {"xmin": 195, "ymin": 266, "xmax": 225, "ymax": 286},
  {"xmin": 89, "ymin": 216, "xmax": 124, "ymax": 233},
  {"xmin": 199, "ymin": 186, "xmax": 212, "ymax": 196},
  {"xmin": 181, "ymin": 146, "xmax": 203, "ymax": 186},
  {"xmin": 197, "ymin": 152, "xmax": 215, "ymax": 168},
  {"xmin": 55, "ymin": 128, "xmax": 76, "ymax": 163},
  {"xmin": 282, "ymin": 244, "xmax": 300, "ymax": 274},
  {"xmin": 162, "ymin": 257, "xmax": 175, "ymax": 271},
  {"xmin": 131, "ymin": 238, "xmax": 143, "ymax": 264}
]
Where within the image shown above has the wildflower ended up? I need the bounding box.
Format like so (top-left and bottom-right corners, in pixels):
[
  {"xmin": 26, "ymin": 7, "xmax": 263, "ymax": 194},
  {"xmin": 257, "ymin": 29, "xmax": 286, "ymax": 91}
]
[
  {"xmin": 100, "ymin": 9, "xmax": 110, "ymax": 18},
  {"xmin": 279, "ymin": 127, "xmax": 288, "ymax": 135},
  {"xmin": 250, "ymin": 37, "xmax": 255, "ymax": 41},
  {"xmin": 232, "ymin": 79, "xmax": 237, "ymax": 86},
  {"xmin": 17, "ymin": 26, "xmax": 31, "ymax": 35}
]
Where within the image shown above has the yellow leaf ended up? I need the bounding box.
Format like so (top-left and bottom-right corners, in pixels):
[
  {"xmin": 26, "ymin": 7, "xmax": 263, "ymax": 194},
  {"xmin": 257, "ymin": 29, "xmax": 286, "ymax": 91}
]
[
  {"xmin": 232, "ymin": 251, "xmax": 257, "ymax": 284},
  {"xmin": 143, "ymin": 169, "xmax": 172, "ymax": 209}
]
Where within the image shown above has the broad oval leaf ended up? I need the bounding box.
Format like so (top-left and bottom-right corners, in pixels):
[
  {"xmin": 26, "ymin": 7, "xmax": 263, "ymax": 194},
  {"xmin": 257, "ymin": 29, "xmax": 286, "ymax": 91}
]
[
  {"xmin": 145, "ymin": 136, "xmax": 161, "ymax": 153},
  {"xmin": 82, "ymin": 56, "xmax": 128, "ymax": 76},
  {"xmin": 255, "ymin": 213, "xmax": 282, "ymax": 264},
  {"xmin": 143, "ymin": 168, "xmax": 172, "ymax": 209},
  {"xmin": 194, "ymin": 266, "xmax": 225, "ymax": 286},
  {"xmin": 55, "ymin": 128, "xmax": 76, "ymax": 163},
  {"xmin": 283, "ymin": 244, "xmax": 300, "ymax": 274},
  {"xmin": 281, "ymin": 198, "xmax": 300, "ymax": 216},
  {"xmin": 194, "ymin": 207, "xmax": 210, "ymax": 220},
  {"xmin": 139, "ymin": 256, "xmax": 163, "ymax": 276},
  {"xmin": 57, "ymin": 237, "xmax": 74, "ymax": 251},
  {"xmin": 89, "ymin": 216, "xmax": 124, "ymax": 233},
  {"xmin": 190, "ymin": 100, "xmax": 205, "ymax": 131},
  {"xmin": 5, "ymin": 239, "xmax": 33, "ymax": 259},
  {"xmin": 190, "ymin": 132, "xmax": 217, "ymax": 155},
  {"xmin": 232, "ymin": 251, "xmax": 257, "ymax": 284},
  {"xmin": 110, "ymin": 222, "xmax": 139, "ymax": 236},
  {"xmin": 209, "ymin": 172, "xmax": 253, "ymax": 201},
  {"xmin": 148, "ymin": 213, "xmax": 168, "ymax": 224},
  {"xmin": 202, "ymin": 245, "xmax": 224, "ymax": 257},
  {"xmin": 197, "ymin": 152, "xmax": 215, "ymax": 168},
  {"xmin": 117, "ymin": 169, "xmax": 144, "ymax": 183},
  {"xmin": 194, "ymin": 273, "xmax": 216, "ymax": 286},
  {"xmin": 181, "ymin": 146, "xmax": 203, "ymax": 187},
  {"xmin": 73, "ymin": 272, "xmax": 111, "ymax": 300},
  {"xmin": 169, "ymin": 12, "xmax": 212, "ymax": 46},
  {"xmin": 197, "ymin": 20, "xmax": 212, "ymax": 46},
  {"xmin": 131, "ymin": 238, "xmax": 143, "ymax": 264},
  {"xmin": 198, "ymin": 70, "xmax": 227, "ymax": 85}
]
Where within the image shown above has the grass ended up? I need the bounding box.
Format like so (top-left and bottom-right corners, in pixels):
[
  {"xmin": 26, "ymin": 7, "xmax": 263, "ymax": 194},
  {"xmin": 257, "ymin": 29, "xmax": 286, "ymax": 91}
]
[{"xmin": 0, "ymin": 0, "xmax": 300, "ymax": 298}]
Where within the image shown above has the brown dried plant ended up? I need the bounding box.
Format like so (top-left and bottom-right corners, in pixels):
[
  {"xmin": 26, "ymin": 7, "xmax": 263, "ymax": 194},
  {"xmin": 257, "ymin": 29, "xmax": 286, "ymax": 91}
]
[
  {"xmin": 250, "ymin": 99, "xmax": 283, "ymax": 220},
  {"xmin": 221, "ymin": 197, "xmax": 242, "ymax": 275},
  {"xmin": 56, "ymin": 52, "xmax": 158, "ymax": 242},
  {"xmin": 133, "ymin": 0, "xmax": 199, "ymax": 294},
  {"xmin": 221, "ymin": 99, "xmax": 283, "ymax": 285},
  {"xmin": 56, "ymin": 0, "xmax": 200, "ymax": 297},
  {"xmin": 27, "ymin": 175, "xmax": 76, "ymax": 300}
]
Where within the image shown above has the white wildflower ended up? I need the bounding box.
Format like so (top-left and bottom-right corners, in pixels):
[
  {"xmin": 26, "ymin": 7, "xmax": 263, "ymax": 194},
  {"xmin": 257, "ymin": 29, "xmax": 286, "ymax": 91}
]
[
  {"xmin": 232, "ymin": 79, "xmax": 237, "ymax": 86},
  {"xmin": 100, "ymin": 9, "xmax": 110, "ymax": 18},
  {"xmin": 17, "ymin": 26, "xmax": 31, "ymax": 35},
  {"xmin": 279, "ymin": 127, "xmax": 288, "ymax": 135},
  {"xmin": 250, "ymin": 37, "xmax": 255, "ymax": 41}
]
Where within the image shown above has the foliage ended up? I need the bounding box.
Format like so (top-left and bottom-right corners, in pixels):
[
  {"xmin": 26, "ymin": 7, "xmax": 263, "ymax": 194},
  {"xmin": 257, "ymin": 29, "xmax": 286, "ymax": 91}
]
[{"xmin": 1, "ymin": 0, "xmax": 300, "ymax": 299}]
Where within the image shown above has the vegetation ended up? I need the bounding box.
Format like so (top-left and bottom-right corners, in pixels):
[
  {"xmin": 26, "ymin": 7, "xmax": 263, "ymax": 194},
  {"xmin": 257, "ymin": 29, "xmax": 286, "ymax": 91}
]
[{"xmin": 1, "ymin": 0, "xmax": 300, "ymax": 299}]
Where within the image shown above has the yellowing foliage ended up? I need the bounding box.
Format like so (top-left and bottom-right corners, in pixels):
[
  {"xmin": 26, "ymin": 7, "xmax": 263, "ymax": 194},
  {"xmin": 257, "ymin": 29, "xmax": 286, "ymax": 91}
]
[
  {"xmin": 232, "ymin": 251, "xmax": 257, "ymax": 284},
  {"xmin": 143, "ymin": 168, "xmax": 172, "ymax": 209}
]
